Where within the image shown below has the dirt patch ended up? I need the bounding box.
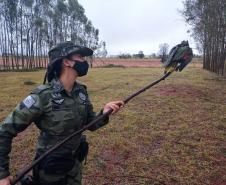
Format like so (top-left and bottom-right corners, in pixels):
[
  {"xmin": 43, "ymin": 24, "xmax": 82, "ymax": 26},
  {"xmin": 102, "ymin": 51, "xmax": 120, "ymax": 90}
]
[
  {"xmin": 93, "ymin": 58, "xmax": 162, "ymax": 67},
  {"xmin": 153, "ymin": 84, "xmax": 203, "ymax": 98},
  {"xmin": 136, "ymin": 135, "xmax": 165, "ymax": 157},
  {"xmin": 97, "ymin": 145, "xmax": 131, "ymax": 169}
]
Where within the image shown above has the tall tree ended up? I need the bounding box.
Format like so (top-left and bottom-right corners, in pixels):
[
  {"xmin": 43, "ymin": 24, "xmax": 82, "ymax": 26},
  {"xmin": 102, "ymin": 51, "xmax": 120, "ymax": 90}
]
[
  {"xmin": 0, "ymin": 0, "xmax": 105, "ymax": 70},
  {"xmin": 158, "ymin": 43, "xmax": 169, "ymax": 62},
  {"xmin": 181, "ymin": 0, "xmax": 226, "ymax": 75}
]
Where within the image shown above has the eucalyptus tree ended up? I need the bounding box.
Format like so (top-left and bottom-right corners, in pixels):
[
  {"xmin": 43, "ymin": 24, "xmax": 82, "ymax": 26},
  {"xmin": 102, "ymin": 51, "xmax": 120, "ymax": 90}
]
[
  {"xmin": 0, "ymin": 0, "xmax": 18, "ymax": 69},
  {"xmin": 68, "ymin": 0, "xmax": 88, "ymax": 44},
  {"xmin": 0, "ymin": 0, "xmax": 105, "ymax": 70},
  {"xmin": 182, "ymin": 0, "xmax": 226, "ymax": 75}
]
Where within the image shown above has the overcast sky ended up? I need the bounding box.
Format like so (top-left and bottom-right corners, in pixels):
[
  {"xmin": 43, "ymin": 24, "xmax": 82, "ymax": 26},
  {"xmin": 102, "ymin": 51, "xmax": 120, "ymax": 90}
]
[{"xmin": 78, "ymin": 0, "xmax": 195, "ymax": 56}]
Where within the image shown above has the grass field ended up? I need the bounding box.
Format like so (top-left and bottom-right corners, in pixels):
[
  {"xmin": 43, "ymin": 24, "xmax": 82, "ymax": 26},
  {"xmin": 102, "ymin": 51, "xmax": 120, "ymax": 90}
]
[{"xmin": 0, "ymin": 66, "xmax": 225, "ymax": 184}]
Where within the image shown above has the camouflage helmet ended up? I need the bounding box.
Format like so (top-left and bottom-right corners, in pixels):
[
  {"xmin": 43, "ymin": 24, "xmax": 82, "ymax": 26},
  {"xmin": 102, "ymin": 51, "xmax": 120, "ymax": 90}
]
[
  {"xmin": 44, "ymin": 41, "xmax": 93, "ymax": 84},
  {"xmin": 48, "ymin": 41, "xmax": 93, "ymax": 65}
]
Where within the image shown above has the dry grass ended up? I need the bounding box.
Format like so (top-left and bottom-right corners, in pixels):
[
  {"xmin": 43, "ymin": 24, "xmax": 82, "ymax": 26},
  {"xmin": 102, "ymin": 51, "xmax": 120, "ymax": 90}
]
[{"xmin": 0, "ymin": 66, "xmax": 225, "ymax": 185}]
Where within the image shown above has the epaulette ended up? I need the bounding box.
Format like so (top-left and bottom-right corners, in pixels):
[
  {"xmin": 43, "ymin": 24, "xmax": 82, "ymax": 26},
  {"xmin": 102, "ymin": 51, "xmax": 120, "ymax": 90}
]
[{"xmin": 31, "ymin": 84, "xmax": 51, "ymax": 94}]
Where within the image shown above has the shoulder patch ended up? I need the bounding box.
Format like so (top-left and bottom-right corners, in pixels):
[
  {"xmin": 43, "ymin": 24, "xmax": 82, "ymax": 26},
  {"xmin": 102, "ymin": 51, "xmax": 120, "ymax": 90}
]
[
  {"xmin": 23, "ymin": 95, "xmax": 36, "ymax": 108},
  {"xmin": 31, "ymin": 84, "xmax": 50, "ymax": 94},
  {"xmin": 79, "ymin": 92, "xmax": 86, "ymax": 101}
]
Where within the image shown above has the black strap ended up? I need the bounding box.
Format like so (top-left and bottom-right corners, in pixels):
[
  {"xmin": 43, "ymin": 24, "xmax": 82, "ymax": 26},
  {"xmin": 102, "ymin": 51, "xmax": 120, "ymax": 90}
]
[{"xmin": 43, "ymin": 72, "xmax": 47, "ymax": 84}]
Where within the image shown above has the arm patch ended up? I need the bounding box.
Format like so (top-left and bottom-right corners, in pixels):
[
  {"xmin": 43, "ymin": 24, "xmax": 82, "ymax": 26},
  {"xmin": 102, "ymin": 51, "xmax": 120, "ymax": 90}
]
[{"xmin": 23, "ymin": 95, "xmax": 36, "ymax": 109}]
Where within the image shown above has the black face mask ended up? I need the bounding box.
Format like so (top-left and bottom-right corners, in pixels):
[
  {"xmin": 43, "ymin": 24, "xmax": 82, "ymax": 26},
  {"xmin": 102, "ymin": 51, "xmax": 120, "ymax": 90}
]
[{"xmin": 71, "ymin": 60, "xmax": 89, "ymax": 76}]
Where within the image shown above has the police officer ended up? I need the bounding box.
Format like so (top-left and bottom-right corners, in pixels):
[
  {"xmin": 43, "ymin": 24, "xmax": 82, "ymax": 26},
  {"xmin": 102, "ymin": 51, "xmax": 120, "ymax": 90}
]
[{"xmin": 0, "ymin": 41, "xmax": 124, "ymax": 185}]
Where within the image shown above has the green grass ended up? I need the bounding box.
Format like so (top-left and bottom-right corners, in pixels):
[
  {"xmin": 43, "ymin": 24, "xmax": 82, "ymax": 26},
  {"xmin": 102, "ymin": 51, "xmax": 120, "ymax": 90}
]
[{"xmin": 0, "ymin": 67, "xmax": 226, "ymax": 184}]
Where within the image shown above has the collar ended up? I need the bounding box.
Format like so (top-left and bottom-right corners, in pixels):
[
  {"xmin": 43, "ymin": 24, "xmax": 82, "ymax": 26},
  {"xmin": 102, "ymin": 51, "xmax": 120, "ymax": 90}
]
[{"xmin": 50, "ymin": 78, "xmax": 65, "ymax": 93}]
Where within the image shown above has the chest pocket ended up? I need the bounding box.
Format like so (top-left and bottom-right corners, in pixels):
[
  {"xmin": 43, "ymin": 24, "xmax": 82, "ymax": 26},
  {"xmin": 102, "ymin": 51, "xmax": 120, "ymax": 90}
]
[
  {"xmin": 52, "ymin": 108, "xmax": 75, "ymax": 122},
  {"xmin": 50, "ymin": 106, "xmax": 77, "ymax": 133}
]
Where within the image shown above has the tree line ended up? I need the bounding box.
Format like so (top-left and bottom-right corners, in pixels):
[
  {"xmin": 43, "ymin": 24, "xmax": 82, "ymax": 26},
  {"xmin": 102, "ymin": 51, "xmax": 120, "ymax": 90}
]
[
  {"xmin": 0, "ymin": 0, "xmax": 106, "ymax": 70},
  {"xmin": 182, "ymin": 0, "xmax": 226, "ymax": 76}
]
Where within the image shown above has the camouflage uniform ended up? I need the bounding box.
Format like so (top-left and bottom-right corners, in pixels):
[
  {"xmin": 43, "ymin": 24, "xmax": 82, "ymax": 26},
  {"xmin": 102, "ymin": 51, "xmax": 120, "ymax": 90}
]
[{"xmin": 0, "ymin": 78, "xmax": 109, "ymax": 185}]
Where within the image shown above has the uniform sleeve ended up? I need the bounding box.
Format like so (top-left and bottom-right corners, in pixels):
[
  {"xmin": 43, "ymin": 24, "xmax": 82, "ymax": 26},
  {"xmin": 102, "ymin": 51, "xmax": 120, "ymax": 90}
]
[
  {"xmin": 0, "ymin": 93, "xmax": 43, "ymax": 179},
  {"xmin": 84, "ymin": 92, "xmax": 109, "ymax": 132}
]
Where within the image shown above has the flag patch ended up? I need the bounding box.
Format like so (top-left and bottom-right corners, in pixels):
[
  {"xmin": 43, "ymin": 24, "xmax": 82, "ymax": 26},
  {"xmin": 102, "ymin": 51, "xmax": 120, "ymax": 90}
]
[{"xmin": 23, "ymin": 95, "xmax": 36, "ymax": 108}]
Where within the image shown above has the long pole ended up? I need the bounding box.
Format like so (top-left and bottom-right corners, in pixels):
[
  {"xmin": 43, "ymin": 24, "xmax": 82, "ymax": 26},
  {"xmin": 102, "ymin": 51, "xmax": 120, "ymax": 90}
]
[{"xmin": 12, "ymin": 70, "xmax": 173, "ymax": 185}]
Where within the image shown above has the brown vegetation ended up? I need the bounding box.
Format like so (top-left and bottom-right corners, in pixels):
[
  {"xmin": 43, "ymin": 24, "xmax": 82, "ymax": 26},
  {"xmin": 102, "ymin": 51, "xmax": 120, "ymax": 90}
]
[{"xmin": 0, "ymin": 66, "xmax": 225, "ymax": 184}]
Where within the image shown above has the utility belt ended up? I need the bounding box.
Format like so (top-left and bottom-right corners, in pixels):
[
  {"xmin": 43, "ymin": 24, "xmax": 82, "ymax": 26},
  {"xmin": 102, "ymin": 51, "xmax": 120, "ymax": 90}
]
[{"xmin": 18, "ymin": 135, "xmax": 89, "ymax": 185}]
